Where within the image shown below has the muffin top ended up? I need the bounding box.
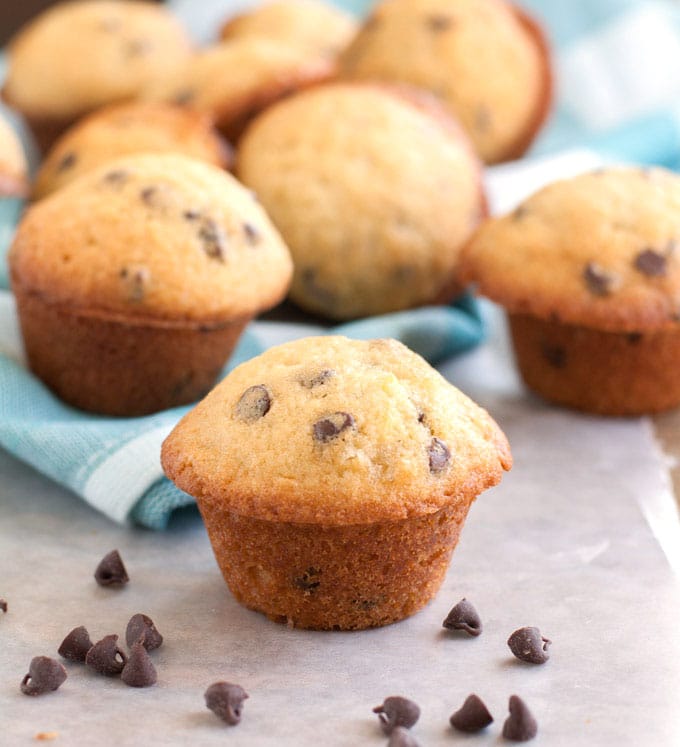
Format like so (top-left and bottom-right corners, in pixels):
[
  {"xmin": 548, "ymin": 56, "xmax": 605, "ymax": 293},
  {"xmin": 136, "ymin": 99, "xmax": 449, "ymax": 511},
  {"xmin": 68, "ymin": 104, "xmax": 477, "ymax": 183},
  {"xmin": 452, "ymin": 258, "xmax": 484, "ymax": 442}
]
[
  {"xmin": 161, "ymin": 336, "xmax": 511, "ymax": 525},
  {"xmin": 219, "ymin": 0, "xmax": 358, "ymax": 59},
  {"xmin": 3, "ymin": 0, "xmax": 192, "ymax": 120},
  {"xmin": 10, "ymin": 153, "xmax": 292, "ymax": 323},
  {"xmin": 143, "ymin": 38, "xmax": 332, "ymax": 140},
  {"xmin": 338, "ymin": 0, "xmax": 551, "ymax": 164},
  {"xmin": 237, "ymin": 83, "xmax": 484, "ymax": 319},
  {"xmin": 459, "ymin": 167, "xmax": 680, "ymax": 332},
  {"xmin": 32, "ymin": 102, "xmax": 230, "ymax": 200},
  {"xmin": 0, "ymin": 113, "xmax": 28, "ymax": 197}
]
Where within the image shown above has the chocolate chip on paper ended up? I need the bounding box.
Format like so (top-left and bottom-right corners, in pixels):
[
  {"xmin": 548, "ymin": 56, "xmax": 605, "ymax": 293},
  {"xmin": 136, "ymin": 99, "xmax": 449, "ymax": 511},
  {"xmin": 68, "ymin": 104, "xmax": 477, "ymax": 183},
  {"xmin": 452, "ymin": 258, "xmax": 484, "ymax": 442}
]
[
  {"xmin": 450, "ymin": 693, "xmax": 494, "ymax": 732},
  {"xmin": 0, "ymin": 598, "xmax": 6, "ymax": 613},
  {"xmin": 20, "ymin": 656, "xmax": 67, "ymax": 696},
  {"xmin": 502, "ymin": 695, "xmax": 538, "ymax": 742},
  {"xmin": 86, "ymin": 634, "xmax": 127, "ymax": 676},
  {"xmin": 125, "ymin": 613, "xmax": 163, "ymax": 651},
  {"xmin": 373, "ymin": 696, "xmax": 420, "ymax": 735},
  {"xmin": 58, "ymin": 626, "xmax": 93, "ymax": 662},
  {"xmin": 507, "ymin": 626, "xmax": 551, "ymax": 664},
  {"xmin": 442, "ymin": 598, "xmax": 482, "ymax": 636},
  {"xmin": 121, "ymin": 642, "xmax": 157, "ymax": 688},
  {"xmin": 94, "ymin": 549, "xmax": 129, "ymax": 587},
  {"xmin": 205, "ymin": 682, "xmax": 249, "ymax": 725}
]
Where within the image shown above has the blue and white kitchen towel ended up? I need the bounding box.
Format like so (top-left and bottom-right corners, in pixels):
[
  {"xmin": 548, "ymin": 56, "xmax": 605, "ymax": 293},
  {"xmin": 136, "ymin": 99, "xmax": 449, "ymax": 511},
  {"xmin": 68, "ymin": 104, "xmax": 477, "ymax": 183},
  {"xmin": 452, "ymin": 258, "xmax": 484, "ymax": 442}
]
[{"xmin": 2, "ymin": 0, "xmax": 680, "ymax": 528}]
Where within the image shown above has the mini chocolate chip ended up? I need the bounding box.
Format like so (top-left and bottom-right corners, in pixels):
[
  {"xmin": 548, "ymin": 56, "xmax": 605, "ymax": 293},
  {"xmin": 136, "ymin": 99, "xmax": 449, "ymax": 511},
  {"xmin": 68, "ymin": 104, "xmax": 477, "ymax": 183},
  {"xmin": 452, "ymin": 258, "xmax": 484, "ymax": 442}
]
[
  {"xmin": 388, "ymin": 727, "xmax": 421, "ymax": 747},
  {"xmin": 450, "ymin": 693, "xmax": 494, "ymax": 732},
  {"xmin": 125, "ymin": 614, "xmax": 163, "ymax": 651},
  {"xmin": 428, "ymin": 437, "xmax": 450, "ymax": 473},
  {"xmin": 183, "ymin": 209, "xmax": 201, "ymax": 221},
  {"xmin": 56, "ymin": 152, "xmax": 77, "ymax": 172},
  {"xmin": 442, "ymin": 598, "xmax": 482, "ymax": 636},
  {"xmin": 235, "ymin": 385, "xmax": 271, "ymax": 422},
  {"xmin": 120, "ymin": 266, "xmax": 149, "ymax": 302},
  {"xmin": 20, "ymin": 657, "xmax": 67, "ymax": 696},
  {"xmin": 86, "ymin": 634, "xmax": 127, "ymax": 676},
  {"xmin": 243, "ymin": 223, "xmax": 260, "ymax": 245},
  {"xmin": 373, "ymin": 696, "xmax": 420, "ymax": 735},
  {"xmin": 313, "ymin": 412, "xmax": 355, "ymax": 443},
  {"xmin": 583, "ymin": 262, "xmax": 619, "ymax": 296},
  {"xmin": 0, "ymin": 598, "xmax": 6, "ymax": 613},
  {"xmin": 58, "ymin": 626, "xmax": 93, "ymax": 662},
  {"xmin": 507, "ymin": 627, "xmax": 551, "ymax": 664},
  {"xmin": 502, "ymin": 695, "xmax": 538, "ymax": 742},
  {"xmin": 198, "ymin": 217, "xmax": 227, "ymax": 262},
  {"xmin": 174, "ymin": 89, "xmax": 196, "ymax": 106},
  {"xmin": 512, "ymin": 205, "xmax": 528, "ymax": 221},
  {"xmin": 427, "ymin": 14, "xmax": 453, "ymax": 31},
  {"xmin": 417, "ymin": 411, "xmax": 427, "ymax": 424},
  {"xmin": 140, "ymin": 186, "xmax": 157, "ymax": 205},
  {"xmin": 300, "ymin": 369, "xmax": 335, "ymax": 389},
  {"xmin": 121, "ymin": 642, "xmax": 157, "ymax": 688},
  {"xmin": 540, "ymin": 342, "xmax": 566, "ymax": 368},
  {"xmin": 293, "ymin": 567, "xmax": 321, "ymax": 592},
  {"xmin": 627, "ymin": 332, "xmax": 643, "ymax": 345},
  {"xmin": 102, "ymin": 169, "xmax": 128, "ymax": 186},
  {"xmin": 94, "ymin": 549, "xmax": 129, "ymax": 587},
  {"xmin": 634, "ymin": 248, "xmax": 667, "ymax": 277},
  {"xmin": 205, "ymin": 682, "xmax": 249, "ymax": 725}
]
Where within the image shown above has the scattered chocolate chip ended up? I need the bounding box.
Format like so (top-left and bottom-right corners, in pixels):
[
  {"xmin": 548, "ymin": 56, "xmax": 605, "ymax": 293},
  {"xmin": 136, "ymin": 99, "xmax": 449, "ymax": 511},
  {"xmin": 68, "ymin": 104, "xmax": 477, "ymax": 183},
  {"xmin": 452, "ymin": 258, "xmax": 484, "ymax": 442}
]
[
  {"xmin": 450, "ymin": 693, "xmax": 494, "ymax": 732},
  {"xmin": 58, "ymin": 626, "xmax": 93, "ymax": 662},
  {"xmin": 540, "ymin": 341, "xmax": 566, "ymax": 368},
  {"xmin": 627, "ymin": 332, "xmax": 643, "ymax": 345},
  {"xmin": 512, "ymin": 205, "xmax": 528, "ymax": 221},
  {"xmin": 243, "ymin": 223, "xmax": 260, "ymax": 245},
  {"xmin": 198, "ymin": 217, "xmax": 228, "ymax": 262},
  {"xmin": 442, "ymin": 598, "xmax": 482, "ymax": 636},
  {"xmin": 634, "ymin": 248, "xmax": 667, "ymax": 277},
  {"xmin": 417, "ymin": 410, "xmax": 427, "ymax": 424},
  {"xmin": 140, "ymin": 186, "xmax": 158, "ymax": 205},
  {"xmin": 20, "ymin": 657, "xmax": 67, "ymax": 696},
  {"xmin": 502, "ymin": 695, "xmax": 538, "ymax": 742},
  {"xmin": 56, "ymin": 152, "xmax": 77, "ymax": 172},
  {"xmin": 428, "ymin": 437, "xmax": 450, "ymax": 473},
  {"xmin": 0, "ymin": 598, "xmax": 6, "ymax": 613},
  {"xmin": 120, "ymin": 266, "xmax": 150, "ymax": 302},
  {"xmin": 300, "ymin": 369, "xmax": 335, "ymax": 389},
  {"xmin": 388, "ymin": 726, "xmax": 421, "ymax": 747},
  {"xmin": 125, "ymin": 613, "xmax": 163, "ymax": 651},
  {"xmin": 174, "ymin": 88, "xmax": 196, "ymax": 106},
  {"xmin": 427, "ymin": 14, "xmax": 453, "ymax": 31},
  {"xmin": 86, "ymin": 634, "xmax": 127, "ymax": 676},
  {"xmin": 102, "ymin": 169, "xmax": 128, "ymax": 186},
  {"xmin": 373, "ymin": 696, "xmax": 420, "ymax": 735},
  {"xmin": 205, "ymin": 682, "xmax": 249, "ymax": 725},
  {"xmin": 121, "ymin": 642, "xmax": 157, "ymax": 687},
  {"xmin": 235, "ymin": 385, "xmax": 271, "ymax": 422},
  {"xmin": 313, "ymin": 412, "xmax": 355, "ymax": 443},
  {"xmin": 507, "ymin": 627, "xmax": 551, "ymax": 664},
  {"xmin": 183, "ymin": 209, "xmax": 201, "ymax": 221},
  {"xmin": 94, "ymin": 549, "xmax": 129, "ymax": 587},
  {"xmin": 293, "ymin": 567, "xmax": 321, "ymax": 592},
  {"xmin": 583, "ymin": 262, "xmax": 619, "ymax": 296}
]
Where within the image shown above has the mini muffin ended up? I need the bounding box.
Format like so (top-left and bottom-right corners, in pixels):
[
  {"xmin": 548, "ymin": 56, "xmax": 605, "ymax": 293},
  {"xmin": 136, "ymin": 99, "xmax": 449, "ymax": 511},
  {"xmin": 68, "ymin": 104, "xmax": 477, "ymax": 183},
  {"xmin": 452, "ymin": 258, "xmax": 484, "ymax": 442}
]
[
  {"xmin": 458, "ymin": 167, "xmax": 680, "ymax": 415},
  {"xmin": 144, "ymin": 38, "xmax": 332, "ymax": 142},
  {"xmin": 2, "ymin": 0, "xmax": 192, "ymax": 152},
  {"xmin": 219, "ymin": 0, "xmax": 358, "ymax": 60},
  {"xmin": 161, "ymin": 335, "xmax": 511, "ymax": 630},
  {"xmin": 237, "ymin": 82, "xmax": 485, "ymax": 320},
  {"xmin": 338, "ymin": 0, "xmax": 551, "ymax": 164},
  {"xmin": 32, "ymin": 102, "xmax": 231, "ymax": 200},
  {"xmin": 0, "ymin": 112, "xmax": 28, "ymax": 197},
  {"xmin": 9, "ymin": 153, "xmax": 292, "ymax": 416}
]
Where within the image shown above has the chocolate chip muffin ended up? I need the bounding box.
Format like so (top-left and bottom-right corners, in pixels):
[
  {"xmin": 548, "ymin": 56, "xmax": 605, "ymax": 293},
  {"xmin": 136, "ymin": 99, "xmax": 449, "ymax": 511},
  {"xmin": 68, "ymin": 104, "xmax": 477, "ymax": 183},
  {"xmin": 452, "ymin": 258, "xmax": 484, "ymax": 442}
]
[
  {"xmin": 0, "ymin": 112, "xmax": 28, "ymax": 197},
  {"xmin": 237, "ymin": 82, "xmax": 485, "ymax": 320},
  {"xmin": 458, "ymin": 167, "xmax": 680, "ymax": 415},
  {"xmin": 161, "ymin": 336, "xmax": 512, "ymax": 630},
  {"xmin": 219, "ymin": 0, "xmax": 358, "ymax": 61},
  {"xmin": 143, "ymin": 38, "xmax": 332, "ymax": 142},
  {"xmin": 338, "ymin": 0, "xmax": 552, "ymax": 164},
  {"xmin": 32, "ymin": 102, "xmax": 230, "ymax": 200},
  {"xmin": 2, "ymin": 0, "xmax": 192, "ymax": 152},
  {"xmin": 9, "ymin": 153, "xmax": 292, "ymax": 416}
]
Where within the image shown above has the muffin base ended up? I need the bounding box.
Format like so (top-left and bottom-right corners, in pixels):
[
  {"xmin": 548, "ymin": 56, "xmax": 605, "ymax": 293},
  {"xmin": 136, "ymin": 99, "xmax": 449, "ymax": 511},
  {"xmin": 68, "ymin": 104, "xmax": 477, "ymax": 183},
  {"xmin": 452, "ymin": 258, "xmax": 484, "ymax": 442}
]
[
  {"xmin": 197, "ymin": 499, "xmax": 470, "ymax": 630},
  {"xmin": 15, "ymin": 287, "xmax": 249, "ymax": 416},
  {"xmin": 509, "ymin": 312, "xmax": 680, "ymax": 415}
]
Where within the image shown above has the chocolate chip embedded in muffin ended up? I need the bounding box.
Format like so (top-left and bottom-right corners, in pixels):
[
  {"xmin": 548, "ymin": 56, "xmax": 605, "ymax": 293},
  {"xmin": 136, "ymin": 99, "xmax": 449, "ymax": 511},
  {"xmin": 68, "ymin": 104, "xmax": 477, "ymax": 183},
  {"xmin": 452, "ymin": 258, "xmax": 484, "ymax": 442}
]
[
  {"xmin": 373, "ymin": 696, "xmax": 420, "ymax": 735},
  {"xmin": 102, "ymin": 168, "xmax": 129, "ymax": 187},
  {"xmin": 300, "ymin": 368, "xmax": 335, "ymax": 389},
  {"xmin": 205, "ymin": 682, "xmax": 249, "ymax": 725},
  {"xmin": 56, "ymin": 151, "xmax": 77, "ymax": 172},
  {"xmin": 312, "ymin": 412, "xmax": 355, "ymax": 443},
  {"xmin": 428, "ymin": 437, "xmax": 450, "ymax": 473},
  {"xmin": 450, "ymin": 693, "xmax": 494, "ymax": 732},
  {"xmin": 243, "ymin": 223, "xmax": 260, "ymax": 245},
  {"xmin": 634, "ymin": 248, "xmax": 667, "ymax": 277},
  {"xmin": 502, "ymin": 695, "xmax": 538, "ymax": 741},
  {"xmin": 198, "ymin": 217, "xmax": 228, "ymax": 262},
  {"xmin": 507, "ymin": 626, "xmax": 551, "ymax": 664},
  {"xmin": 86, "ymin": 635, "xmax": 127, "ymax": 676},
  {"xmin": 235, "ymin": 385, "xmax": 272, "ymax": 422},
  {"xmin": 293, "ymin": 567, "xmax": 322, "ymax": 592},
  {"xmin": 20, "ymin": 657, "xmax": 67, "ymax": 696},
  {"xmin": 119, "ymin": 266, "xmax": 150, "ymax": 302},
  {"xmin": 58, "ymin": 626, "xmax": 93, "ymax": 662},
  {"xmin": 582, "ymin": 262, "xmax": 620, "ymax": 296},
  {"xmin": 442, "ymin": 598, "xmax": 482, "ymax": 636},
  {"xmin": 426, "ymin": 14, "xmax": 453, "ymax": 32},
  {"xmin": 94, "ymin": 549, "xmax": 129, "ymax": 587}
]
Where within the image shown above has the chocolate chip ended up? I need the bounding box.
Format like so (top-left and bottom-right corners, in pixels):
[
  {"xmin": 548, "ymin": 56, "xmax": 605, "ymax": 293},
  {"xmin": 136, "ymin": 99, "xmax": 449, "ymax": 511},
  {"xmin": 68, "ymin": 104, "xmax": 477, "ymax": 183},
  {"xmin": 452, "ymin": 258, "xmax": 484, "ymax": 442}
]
[
  {"xmin": 300, "ymin": 369, "xmax": 335, "ymax": 389},
  {"xmin": 427, "ymin": 14, "xmax": 453, "ymax": 31},
  {"xmin": 583, "ymin": 262, "xmax": 619, "ymax": 296},
  {"xmin": 102, "ymin": 169, "xmax": 128, "ymax": 186},
  {"xmin": 373, "ymin": 696, "xmax": 420, "ymax": 735},
  {"xmin": 442, "ymin": 598, "xmax": 482, "ymax": 636},
  {"xmin": 243, "ymin": 223, "xmax": 260, "ymax": 245},
  {"xmin": 20, "ymin": 657, "xmax": 67, "ymax": 696},
  {"xmin": 540, "ymin": 341, "xmax": 566, "ymax": 368},
  {"xmin": 205, "ymin": 682, "xmax": 249, "ymax": 725},
  {"xmin": 313, "ymin": 412, "xmax": 355, "ymax": 443},
  {"xmin": 56, "ymin": 152, "xmax": 77, "ymax": 173},
  {"xmin": 120, "ymin": 266, "xmax": 149, "ymax": 302},
  {"xmin": 388, "ymin": 727, "xmax": 421, "ymax": 747},
  {"xmin": 125, "ymin": 614, "xmax": 163, "ymax": 651},
  {"xmin": 512, "ymin": 205, "xmax": 528, "ymax": 221},
  {"xmin": 507, "ymin": 627, "xmax": 551, "ymax": 664},
  {"xmin": 125, "ymin": 38, "xmax": 151, "ymax": 57},
  {"xmin": 0, "ymin": 598, "xmax": 6, "ymax": 613},
  {"xmin": 293, "ymin": 567, "xmax": 321, "ymax": 592},
  {"xmin": 58, "ymin": 626, "xmax": 93, "ymax": 662},
  {"xmin": 183, "ymin": 209, "xmax": 201, "ymax": 221},
  {"xmin": 94, "ymin": 549, "xmax": 129, "ymax": 587},
  {"xmin": 174, "ymin": 89, "xmax": 196, "ymax": 106},
  {"xmin": 140, "ymin": 186, "xmax": 158, "ymax": 205},
  {"xmin": 121, "ymin": 642, "xmax": 157, "ymax": 688},
  {"xmin": 85, "ymin": 634, "xmax": 127, "ymax": 676},
  {"xmin": 450, "ymin": 693, "xmax": 494, "ymax": 732},
  {"xmin": 627, "ymin": 332, "xmax": 643, "ymax": 345},
  {"xmin": 634, "ymin": 248, "xmax": 667, "ymax": 277},
  {"xmin": 235, "ymin": 385, "xmax": 271, "ymax": 422},
  {"xmin": 428, "ymin": 437, "xmax": 450, "ymax": 473},
  {"xmin": 198, "ymin": 218, "xmax": 227, "ymax": 262},
  {"xmin": 502, "ymin": 695, "xmax": 538, "ymax": 741}
]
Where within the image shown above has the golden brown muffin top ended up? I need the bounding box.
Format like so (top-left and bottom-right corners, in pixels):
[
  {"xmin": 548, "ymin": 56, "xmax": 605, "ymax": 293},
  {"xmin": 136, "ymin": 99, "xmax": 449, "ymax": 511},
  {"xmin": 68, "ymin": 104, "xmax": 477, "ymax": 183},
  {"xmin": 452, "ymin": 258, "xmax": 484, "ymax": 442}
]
[
  {"xmin": 10, "ymin": 153, "xmax": 292, "ymax": 323},
  {"xmin": 162, "ymin": 336, "xmax": 511, "ymax": 525},
  {"xmin": 338, "ymin": 0, "xmax": 551, "ymax": 164},
  {"xmin": 3, "ymin": 0, "xmax": 192, "ymax": 120},
  {"xmin": 0, "ymin": 113, "xmax": 28, "ymax": 197},
  {"xmin": 32, "ymin": 102, "xmax": 231, "ymax": 200},
  {"xmin": 459, "ymin": 167, "xmax": 680, "ymax": 332}
]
